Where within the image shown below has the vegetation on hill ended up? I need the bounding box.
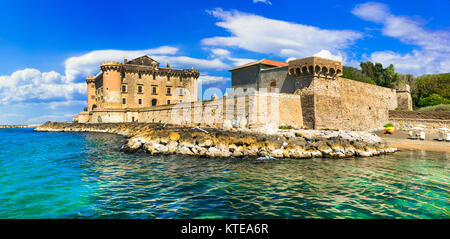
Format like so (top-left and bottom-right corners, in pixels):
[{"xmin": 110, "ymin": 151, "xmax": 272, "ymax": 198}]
[{"xmin": 343, "ymin": 62, "xmax": 450, "ymax": 110}]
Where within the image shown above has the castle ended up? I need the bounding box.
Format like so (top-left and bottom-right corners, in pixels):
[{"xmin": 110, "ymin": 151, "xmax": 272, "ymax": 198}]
[
  {"xmin": 85, "ymin": 56, "xmax": 199, "ymax": 111},
  {"xmin": 74, "ymin": 55, "xmax": 412, "ymax": 131}
]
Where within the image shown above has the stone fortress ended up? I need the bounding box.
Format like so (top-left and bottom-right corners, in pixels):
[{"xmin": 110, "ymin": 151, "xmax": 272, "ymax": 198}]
[{"xmin": 74, "ymin": 55, "xmax": 413, "ymax": 131}]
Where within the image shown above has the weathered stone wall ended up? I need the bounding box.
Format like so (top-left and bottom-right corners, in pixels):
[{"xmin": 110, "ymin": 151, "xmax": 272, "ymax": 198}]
[
  {"xmin": 77, "ymin": 93, "xmax": 303, "ymax": 130},
  {"xmin": 259, "ymin": 66, "xmax": 296, "ymax": 93},
  {"xmin": 395, "ymin": 84, "xmax": 413, "ymax": 110},
  {"xmin": 389, "ymin": 110, "xmax": 450, "ymax": 120},
  {"xmin": 311, "ymin": 77, "xmax": 398, "ymax": 131}
]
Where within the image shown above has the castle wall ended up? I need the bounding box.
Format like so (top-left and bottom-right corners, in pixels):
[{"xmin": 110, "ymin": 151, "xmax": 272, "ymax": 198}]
[
  {"xmin": 77, "ymin": 93, "xmax": 303, "ymax": 130},
  {"xmin": 231, "ymin": 65, "xmax": 260, "ymax": 90},
  {"xmin": 395, "ymin": 84, "xmax": 413, "ymax": 111},
  {"xmin": 259, "ymin": 66, "xmax": 296, "ymax": 93},
  {"xmin": 311, "ymin": 77, "xmax": 397, "ymax": 131}
]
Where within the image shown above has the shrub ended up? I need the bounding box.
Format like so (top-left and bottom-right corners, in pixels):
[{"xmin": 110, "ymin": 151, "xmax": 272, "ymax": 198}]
[{"xmin": 418, "ymin": 94, "xmax": 450, "ymax": 107}]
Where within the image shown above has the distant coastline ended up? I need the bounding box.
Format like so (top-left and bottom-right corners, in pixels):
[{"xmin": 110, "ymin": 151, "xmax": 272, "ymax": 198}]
[{"xmin": 0, "ymin": 124, "xmax": 41, "ymax": 129}]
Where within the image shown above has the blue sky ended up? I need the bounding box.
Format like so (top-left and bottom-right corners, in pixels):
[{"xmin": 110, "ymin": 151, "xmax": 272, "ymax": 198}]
[{"xmin": 0, "ymin": 0, "xmax": 449, "ymax": 124}]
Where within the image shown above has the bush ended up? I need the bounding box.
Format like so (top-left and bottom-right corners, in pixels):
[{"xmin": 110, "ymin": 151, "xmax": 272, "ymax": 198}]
[{"xmin": 418, "ymin": 94, "xmax": 450, "ymax": 107}]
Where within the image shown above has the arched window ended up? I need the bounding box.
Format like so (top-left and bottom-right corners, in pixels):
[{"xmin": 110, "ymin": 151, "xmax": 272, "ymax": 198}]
[
  {"xmin": 269, "ymin": 81, "xmax": 277, "ymax": 92},
  {"xmin": 151, "ymin": 99, "xmax": 157, "ymax": 106}
]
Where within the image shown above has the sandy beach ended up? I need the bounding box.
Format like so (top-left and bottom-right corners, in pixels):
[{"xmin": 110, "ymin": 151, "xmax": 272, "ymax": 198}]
[{"xmin": 376, "ymin": 130, "xmax": 450, "ymax": 152}]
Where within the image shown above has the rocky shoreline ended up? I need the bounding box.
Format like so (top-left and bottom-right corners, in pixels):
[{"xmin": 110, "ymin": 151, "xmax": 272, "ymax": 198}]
[{"xmin": 35, "ymin": 122, "xmax": 397, "ymax": 159}]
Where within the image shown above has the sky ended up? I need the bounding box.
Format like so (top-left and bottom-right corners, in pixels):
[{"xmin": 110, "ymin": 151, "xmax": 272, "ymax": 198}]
[{"xmin": 0, "ymin": 0, "xmax": 449, "ymax": 124}]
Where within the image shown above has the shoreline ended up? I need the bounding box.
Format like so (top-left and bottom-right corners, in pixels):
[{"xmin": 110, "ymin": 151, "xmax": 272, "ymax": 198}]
[
  {"xmin": 35, "ymin": 122, "xmax": 398, "ymax": 159},
  {"xmin": 376, "ymin": 130, "xmax": 450, "ymax": 153},
  {"xmin": 0, "ymin": 124, "xmax": 41, "ymax": 129}
]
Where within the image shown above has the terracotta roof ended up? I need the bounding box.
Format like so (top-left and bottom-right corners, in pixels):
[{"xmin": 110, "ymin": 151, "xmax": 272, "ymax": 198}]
[{"xmin": 229, "ymin": 59, "xmax": 288, "ymax": 71}]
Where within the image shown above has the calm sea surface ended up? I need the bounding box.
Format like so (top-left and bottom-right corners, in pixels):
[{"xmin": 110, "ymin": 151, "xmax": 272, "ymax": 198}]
[{"xmin": 0, "ymin": 128, "xmax": 448, "ymax": 219}]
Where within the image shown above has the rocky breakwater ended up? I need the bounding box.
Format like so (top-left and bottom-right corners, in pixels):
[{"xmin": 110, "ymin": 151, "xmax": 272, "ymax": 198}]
[{"xmin": 36, "ymin": 122, "xmax": 397, "ymax": 159}]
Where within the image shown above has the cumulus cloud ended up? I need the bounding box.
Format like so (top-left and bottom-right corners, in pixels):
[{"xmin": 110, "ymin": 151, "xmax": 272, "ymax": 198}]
[
  {"xmin": 353, "ymin": 2, "xmax": 450, "ymax": 75},
  {"xmin": 64, "ymin": 46, "xmax": 179, "ymax": 82},
  {"xmin": 64, "ymin": 46, "xmax": 232, "ymax": 83},
  {"xmin": 0, "ymin": 69, "xmax": 85, "ymax": 105},
  {"xmin": 202, "ymin": 9, "xmax": 362, "ymax": 60}
]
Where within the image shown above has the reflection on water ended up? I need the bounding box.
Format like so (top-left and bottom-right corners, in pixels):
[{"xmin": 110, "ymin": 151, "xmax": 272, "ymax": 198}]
[{"xmin": 0, "ymin": 129, "xmax": 448, "ymax": 218}]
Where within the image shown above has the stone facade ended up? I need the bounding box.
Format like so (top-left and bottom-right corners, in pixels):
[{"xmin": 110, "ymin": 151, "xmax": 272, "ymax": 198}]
[
  {"xmin": 395, "ymin": 84, "xmax": 413, "ymax": 110},
  {"xmin": 75, "ymin": 93, "xmax": 303, "ymax": 130},
  {"xmin": 86, "ymin": 56, "xmax": 199, "ymax": 111}
]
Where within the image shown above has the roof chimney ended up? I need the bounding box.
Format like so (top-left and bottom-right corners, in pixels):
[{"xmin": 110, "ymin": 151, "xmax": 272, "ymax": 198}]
[{"xmin": 124, "ymin": 57, "xmax": 127, "ymax": 64}]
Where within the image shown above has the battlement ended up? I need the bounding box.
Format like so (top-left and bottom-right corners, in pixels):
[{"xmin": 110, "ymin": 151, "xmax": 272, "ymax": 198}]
[
  {"xmin": 101, "ymin": 61, "xmax": 122, "ymax": 66},
  {"xmin": 288, "ymin": 56, "xmax": 343, "ymax": 79}
]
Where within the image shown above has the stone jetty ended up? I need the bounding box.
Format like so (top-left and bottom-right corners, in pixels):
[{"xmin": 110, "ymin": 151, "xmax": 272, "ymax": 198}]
[{"xmin": 35, "ymin": 122, "xmax": 397, "ymax": 159}]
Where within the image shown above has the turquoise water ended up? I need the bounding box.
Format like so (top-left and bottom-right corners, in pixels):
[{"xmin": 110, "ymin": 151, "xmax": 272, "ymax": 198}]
[{"xmin": 0, "ymin": 128, "xmax": 448, "ymax": 219}]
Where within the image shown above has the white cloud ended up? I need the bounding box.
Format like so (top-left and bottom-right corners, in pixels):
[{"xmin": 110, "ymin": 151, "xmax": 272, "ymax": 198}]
[
  {"xmin": 313, "ymin": 50, "xmax": 343, "ymax": 62},
  {"xmin": 198, "ymin": 74, "xmax": 230, "ymax": 84},
  {"xmin": 253, "ymin": 0, "xmax": 272, "ymax": 5},
  {"xmin": 202, "ymin": 9, "xmax": 362, "ymax": 60},
  {"xmin": 26, "ymin": 113, "xmax": 74, "ymax": 123},
  {"xmin": 0, "ymin": 69, "xmax": 85, "ymax": 105},
  {"xmin": 64, "ymin": 46, "xmax": 179, "ymax": 82},
  {"xmin": 353, "ymin": 2, "xmax": 450, "ymax": 75}
]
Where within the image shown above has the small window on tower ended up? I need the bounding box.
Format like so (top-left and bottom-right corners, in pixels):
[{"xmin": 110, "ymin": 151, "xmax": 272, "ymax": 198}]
[
  {"xmin": 167, "ymin": 100, "xmax": 171, "ymax": 105},
  {"xmin": 138, "ymin": 99, "xmax": 142, "ymax": 105},
  {"xmin": 138, "ymin": 85, "xmax": 143, "ymax": 93},
  {"xmin": 152, "ymin": 86, "xmax": 157, "ymax": 95},
  {"xmin": 166, "ymin": 87, "xmax": 171, "ymax": 96},
  {"xmin": 122, "ymin": 98, "xmax": 126, "ymax": 105},
  {"xmin": 138, "ymin": 73, "xmax": 142, "ymax": 79},
  {"xmin": 122, "ymin": 85, "xmax": 127, "ymax": 93}
]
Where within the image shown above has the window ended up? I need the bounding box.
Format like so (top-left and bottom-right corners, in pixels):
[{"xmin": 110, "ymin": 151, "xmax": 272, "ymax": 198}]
[
  {"xmin": 122, "ymin": 98, "xmax": 126, "ymax": 105},
  {"xmin": 122, "ymin": 85, "xmax": 127, "ymax": 93},
  {"xmin": 138, "ymin": 73, "xmax": 142, "ymax": 79},
  {"xmin": 138, "ymin": 99, "xmax": 142, "ymax": 105},
  {"xmin": 179, "ymin": 88, "xmax": 184, "ymax": 96},
  {"xmin": 166, "ymin": 87, "xmax": 171, "ymax": 96},
  {"xmin": 152, "ymin": 86, "xmax": 157, "ymax": 95},
  {"xmin": 151, "ymin": 99, "xmax": 157, "ymax": 106},
  {"xmin": 167, "ymin": 75, "xmax": 170, "ymax": 81},
  {"xmin": 91, "ymin": 95, "xmax": 95, "ymax": 99},
  {"xmin": 138, "ymin": 85, "xmax": 143, "ymax": 93},
  {"xmin": 153, "ymin": 74, "xmax": 156, "ymax": 80},
  {"xmin": 167, "ymin": 100, "xmax": 170, "ymax": 105},
  {"xmin": 180, "ymin": 76, "xmax": 182, "ymax": 83},
  {"xmin": 106, "ymin": 88, "xmax": 109, "ymax": 91},
  {"xmin": 121, "ymin": 72, "xmax": 125, "ymax": 78}
]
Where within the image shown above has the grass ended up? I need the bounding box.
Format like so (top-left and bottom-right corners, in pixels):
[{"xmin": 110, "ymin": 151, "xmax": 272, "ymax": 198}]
[
  {"xmin": 417, "ymin": 104, "xmax": 450, "ymax": 111},
  {"xmin": 279, "ymin": 125, "xmax": 293, "ymax": 129}
]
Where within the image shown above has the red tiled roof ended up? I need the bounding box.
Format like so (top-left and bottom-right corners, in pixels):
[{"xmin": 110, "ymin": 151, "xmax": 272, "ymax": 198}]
[{"xmin": 229, "ymin": 59, "xmax": 288, "ymax": 71}]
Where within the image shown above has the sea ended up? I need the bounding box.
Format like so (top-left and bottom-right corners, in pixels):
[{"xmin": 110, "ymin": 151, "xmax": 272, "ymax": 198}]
[{"xmin": 0, "ymin": 128, "xmax": 448, "ymax": 219}]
